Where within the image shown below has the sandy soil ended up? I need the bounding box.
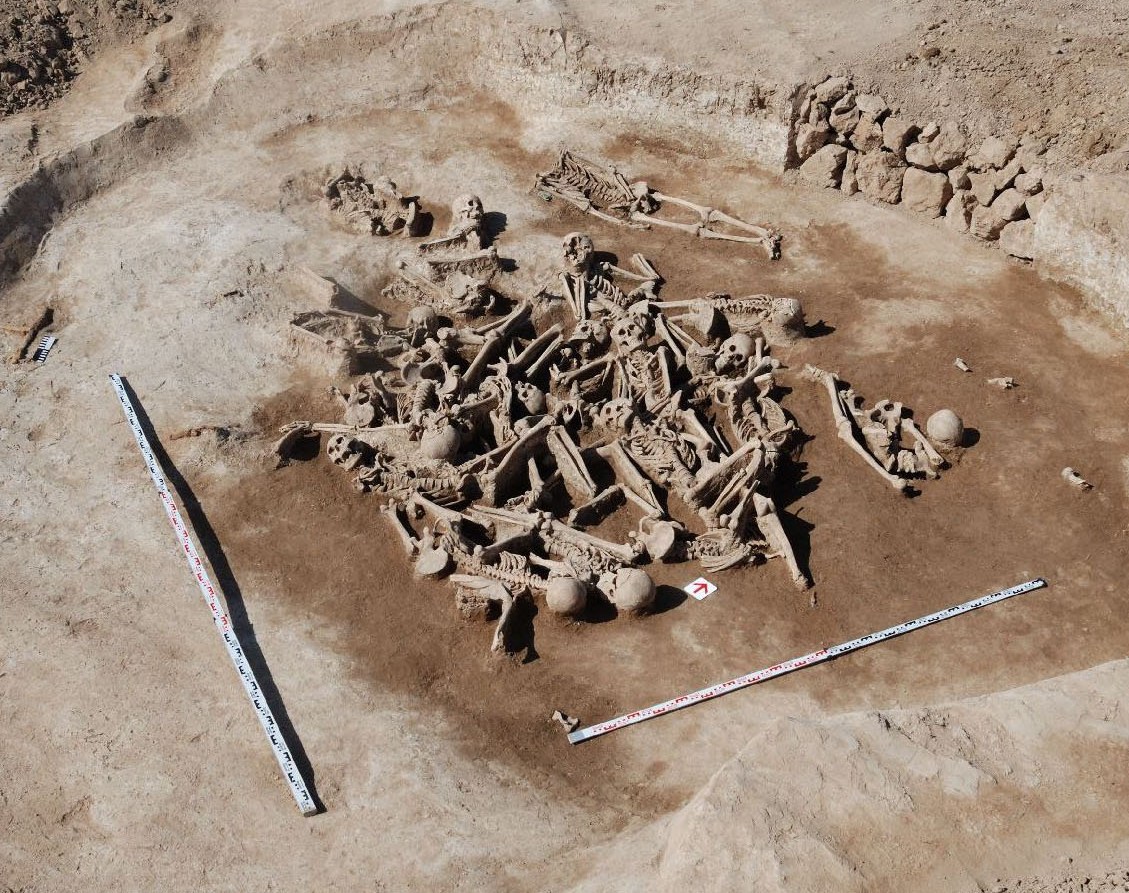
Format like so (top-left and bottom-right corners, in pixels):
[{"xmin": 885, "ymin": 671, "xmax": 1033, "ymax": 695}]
[{"xmin": 2, "ymin": 2, "xmax": 1128, "ymax": 891}]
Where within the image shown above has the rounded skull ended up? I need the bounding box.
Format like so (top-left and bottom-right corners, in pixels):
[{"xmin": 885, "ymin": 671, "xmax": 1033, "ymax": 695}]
[
  {"xmin": 610, "ymin": 315, "xmax": 646, "ymax": 354},
  {"xmin": 926, "ymin": 408, "xmax": 964, "ymax": 450},
  {"xmin": 568, "ymin": 318, "xmax": 610, "ymax": 360},
  {"xmin": 716, "ymin": 333, "xmax": 756, "ymax": 375},
  {"xmin": 451, "ymin": 193, "xmax": 483, "ymax": 227},
  {"xmin": 406, "ymin": 305, "xmax": 439, "ymax": 338},
  {"xmin": 561, "ymin": 232, "xmax": 594, "ymax": 275},
  {"xmin": 514, "ymin": 381, "xmax": 546, "ymax": 416}
]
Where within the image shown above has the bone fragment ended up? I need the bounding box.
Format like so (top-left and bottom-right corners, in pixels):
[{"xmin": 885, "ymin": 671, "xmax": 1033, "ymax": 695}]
[{"xmin": 1061, "ymin": 467, "xmax": 1093, "ymax": 491}]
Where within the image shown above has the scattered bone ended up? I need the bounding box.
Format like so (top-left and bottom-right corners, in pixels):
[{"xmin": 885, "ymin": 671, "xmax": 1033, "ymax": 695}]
[
  {"xmin": 954, "ymin": 357, "xmax": 972, "ymax": 372},
  {"xmin": 987, "ymin": 376, "xmax": 1017, "ymax": 389},
  {"xmin": 1061, "ymin": 467, "xmax": 1093, "ymax": 491},
  {"xmin": 552, "ymin": 710, "xmax": 581, "ymax": 732},
  {"xmin": 323, "ymin": 167, "xmax": 422, "ymax": 236}
]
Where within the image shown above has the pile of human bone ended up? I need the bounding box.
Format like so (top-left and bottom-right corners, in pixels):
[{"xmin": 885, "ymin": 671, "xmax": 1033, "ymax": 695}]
[{"xmin": 279, "ymin": 155, "xmax": 965, "ymax": 656}]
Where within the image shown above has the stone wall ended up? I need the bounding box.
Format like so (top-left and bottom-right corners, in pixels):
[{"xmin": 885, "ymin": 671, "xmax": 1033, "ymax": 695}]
[{"xmin": 792, "ymin": 75, "xmax": 1047, "ymax": 262}]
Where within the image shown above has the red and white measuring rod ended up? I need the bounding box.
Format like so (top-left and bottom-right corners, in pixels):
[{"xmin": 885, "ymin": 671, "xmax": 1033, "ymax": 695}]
[
  {"xmin": 568, "ymin": 577, "xmax": 1047, "ymax": 745},
  {"xmin": 110, "ymin": 373, "xmax": 318, "ymax": 815}
]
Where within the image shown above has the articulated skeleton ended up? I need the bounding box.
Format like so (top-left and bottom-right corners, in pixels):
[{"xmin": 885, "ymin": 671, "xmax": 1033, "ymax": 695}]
[{"xmin": 536, "ymin": 150, "xmax": 782, "ymax": 259}]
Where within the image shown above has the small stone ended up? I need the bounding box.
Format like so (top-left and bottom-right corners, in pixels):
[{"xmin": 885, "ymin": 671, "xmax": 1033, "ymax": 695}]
[
  {"xmin": 944, "ymin": 189, "xmax": 976, "ymax": 233},
  {"xmin": 856, "ymin": 151, "xmax": 906, "ymax": 203},
  {"xmin": 905, "ymin": 141, "xmax": 939, "ymax": 170},
  {"xmin": 948, "ymin": 165, "xmax": 971, "ymax": 190},
  {"xmin": 795, "ymin": 122, "xmax": 830, "ymax": 162},
  {"xmin": 882, "ymin": 116, "xmax": 920, "ymax": 157},
  {"xmin": 930, "ymin": 121, "xmax": 967, "ymax": 170},
  {"xmin": 799, "ymin": 144, "xmax": 848, "ymax": 188},
  {"xmin": 831, "ymin": 91, "xmax": 857, "ymax": 113},
  {"xmin": 901, "ymin": 167, "xmax": 953, "ymax": 217},
  {"xmin": 841, "ymin": 149, "xmax": 859, "ymax": 195},
  {"xmin": 855, "ymin": 93, "xmax": 889, "ymax": 118},
  {"xmin": 970, "ymin": 204, "xmax": 1007, "ymax": 240},
  {"xmin": 975, "ymin": 135, "xmax": 1017, "ymax": 169},
  {"xmin": 919, "ymin": 121, "xmax": 941, "ymax": 142},
  {"xmin": 850, "ymin": 115, "xmax": 885, "ymax": 153},
  {"xmin": 1000, "ymin": 220, "xmax": 1036, "ymax": 259},
  {"xmin": 813, "ymin": 75, "xmax": 851, "ymax": 104},
  {"xmin": 1014, "ymin": 172, "xmax": 1042, "ymax": 195},
  {"xmin": 969, "ymin": 169, "xmax": 998, "ymax": 206},
  {"xmin": 991, "ymin": 187, "xmax": 1028, "ymax": 221},
  {"xmin": 1025, "ymin": 191, "xmax": 1046, "ymax": 220}
]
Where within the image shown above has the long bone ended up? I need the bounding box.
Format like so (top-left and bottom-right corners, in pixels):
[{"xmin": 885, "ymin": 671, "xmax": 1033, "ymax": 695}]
[
  {"xmin": 595, "ymin": 440, "xmax": 666, "ymax": 517},
  {"xmin": 380, "ymin": 500, "xmax": 420, "ymax": 555},
  {"xmin": 751, "ymin": 491, "xmax": 810, "ymax": 590},
  {"xmin": 900, "ymin": 417, "xmax": 945, "ymax": 476},
  {"xmin": 803, "ymin": 365, "xmax": 909, "ymax": 494},
  {"xmin": 511, "ymin": 324, "xmax": 563, "ymax": 371},
  {"xmin": 472, "ymin": 301, "xmax": 532, "ymax": 337},
  {"xmin": 546, "ymin": 426, "xmax": 599, "ymax": 498},
  {"xmin": 630, "ymin": 192, "xmax": 781, "ymax": 258}
]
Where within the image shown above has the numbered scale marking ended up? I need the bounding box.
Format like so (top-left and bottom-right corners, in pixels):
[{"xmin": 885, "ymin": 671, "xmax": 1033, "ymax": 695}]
[
  {"xmin": 110, "ymin": 374, "xmax": 317, "ymax": 815},
  {"xmin": 568, "ymin": 577, "xmax": 1047, "ymax": 745}
]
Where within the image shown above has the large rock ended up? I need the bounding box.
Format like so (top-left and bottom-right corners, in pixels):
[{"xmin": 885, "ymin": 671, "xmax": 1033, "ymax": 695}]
[
  {"xmin": 970, "ymin": 204, "xmax": 1007, "ymax": 240},
  {"xmin": 828, "ymin": 104, "xmax": 860, "ymax": 136},
  {"xmin": 850, "ymin": 114, "xmax": 884, "ymax": 152},
  {"xmin": 991, "ymin": 187, "xmax": 1028, "ymax": 221},
  {"xmin": 944, "ymin": 189, "xmax": 976, "ymax": 233},
  {"xmin": 1000, "ymin": 220, "xmax": 1036, "ymax": 259},
  {"xmin": 840, "ymin": 149, "xmax": 859, "ymax": 195},
  {"xmin": 973, "ymin": 135, "xmax": 1017, "ymax": 170},
  {"xmin": 905, "ymin": 141, "xmax": 939, "ymax": 171},
  {"xmin": 901, "ymin": 168, "xmax": 953, "ymax": 217},
  {"xmin": 855, "ymin": 92, "xmax": 889, "ymax": 119},
  {"xmin": 813, "ymin": 75, "xmax": 851, "ymax": 104},
  {"xmin": 930, "ymin": 121, "xmax": 968, "ymax": 170},
  {"xmin": 855, "ymin": 151, "xmax": 905, "ymax": 203},
  {"xmin": 1025, "ymin": 191, "xmax": 1046, "ymax": 220},
  {"xmin": 799, "ymin": 144, "xmax": 848, "ymax": 188},
  {"xmin": 968, "ymin": 170, "xmax": 998, "ymax": 206},
  {"xmin": 1033, "ymin": 172, "xmax": 1129, "ymax": 328},
  {"xmin": 794, "ymin": 123, "xmax": 830, "ymax": 162},
  {"xmin": 882, "ymin": 116, "xmax": 919, "ymax": 157}
]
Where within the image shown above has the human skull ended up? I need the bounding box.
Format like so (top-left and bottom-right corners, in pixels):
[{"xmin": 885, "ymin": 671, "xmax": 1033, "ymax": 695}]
[
  {"xmin": 766, "ymin": 296, "xmax": 806, "ymax": 343},
  {"xmin": 715, "ymin": 333, "xmax": 755, "ymax": 375},
  {"xmin": 545, "ymin": 576, "xmax": 588, "ymax": 616},
  {"xmin": 451, "ymin": 193, "xmax": 483, "ymax": 228},
  {"xmin": 597, "ymin": 398, "xmax": 636, "ymax": 431},
  {"xmin": 608, "ymin": 567, "xmax": 656, "ymax": 615},
  {"xmin": 514, "ymin": 381, "xmax": 546, "ymax": 415},
  {"xmin": 406, "ymin": 305, "xmax": 439, "ymax": 338},
  {"xmin": 926, "ymin": 409, "xmax": 964, "ymax": 450},
  {"xmin": 561, "ymin": 232, "xmax": 594, "ymax": 275},
  {"xmin": 420, "ymin": 421, "xmax": 461, "ymax": 461},
  {"xmin": 568, "ymin": 318, "xmax": 610, "ymax": 360},
  {"xmin": 326, "ymin": 433, "xmax": 365, "ymax": 470},
  {"xmin": 610, "ymin": 315, "xmax": 646, "ymax": 354}
]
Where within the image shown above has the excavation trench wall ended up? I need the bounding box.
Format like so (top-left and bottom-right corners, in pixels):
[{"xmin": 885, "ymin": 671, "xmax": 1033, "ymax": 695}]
[{"xmin": 0, "ymin": 2, "xmax": 1125, "ymax": 328}]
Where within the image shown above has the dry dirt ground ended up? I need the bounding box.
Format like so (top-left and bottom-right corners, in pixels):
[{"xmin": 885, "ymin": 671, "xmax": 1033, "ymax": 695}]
[{"xmin": 2, "ymin": 2, "xmax": 1129, "ymax": 891}]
